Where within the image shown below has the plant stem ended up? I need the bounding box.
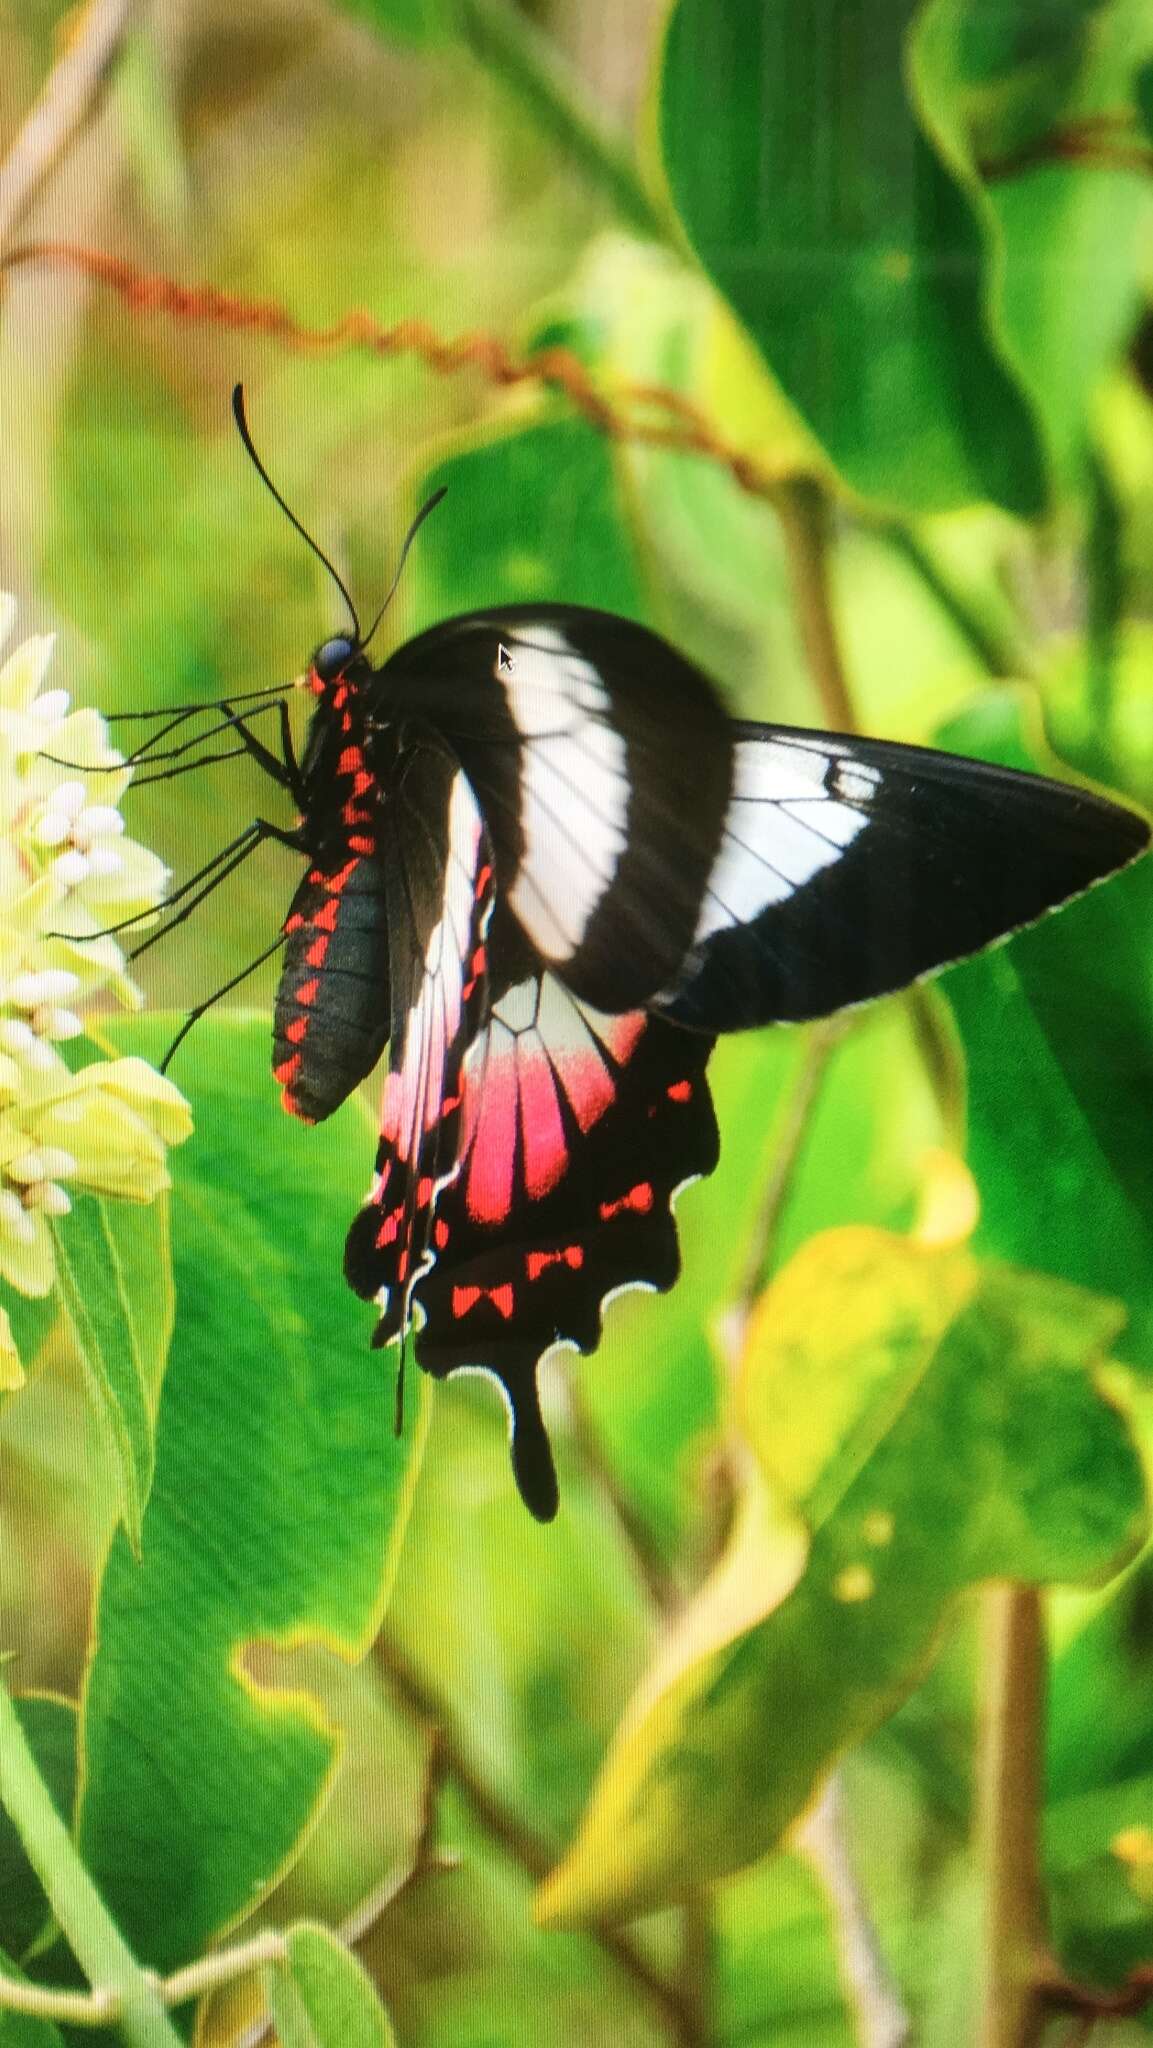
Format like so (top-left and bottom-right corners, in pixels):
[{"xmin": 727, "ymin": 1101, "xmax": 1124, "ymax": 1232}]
[
  {"xmin": 977, "ymin": 1585, "xmax": 1048, "ymax": 2048},
  {"xmin": 0, "ymin": 0, "xmax": 135, "ymax": 250},
  {"xmin": 880, "ymin": 525, "xmax": 1034, "ymax": 681},
  {"xmin": 460, "ymin": 0, "xmax": 671, "ymax": 243},
  {"xmin": 374, "ymin": 1633, "xmax": 708, "ymax": 2046},
  {"xmin": 774, "ymin": 478, "xmax": 858, "ymax": 732},
  {"xmin": 0, "ymin": 1684, "xmax": 182, "ymax": 2047}
]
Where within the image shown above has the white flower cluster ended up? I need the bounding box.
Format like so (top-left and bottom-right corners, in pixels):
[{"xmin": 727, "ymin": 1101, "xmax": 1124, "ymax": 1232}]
[{"xmin": 0, "ymin": 596, "xmax": 191, "ymax": 1378}]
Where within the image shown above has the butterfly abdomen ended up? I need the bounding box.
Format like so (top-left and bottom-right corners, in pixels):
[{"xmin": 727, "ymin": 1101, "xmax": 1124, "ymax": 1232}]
[{"xmin": 273, "ymin": 705, "xmax": 392, "ymax": 1123}]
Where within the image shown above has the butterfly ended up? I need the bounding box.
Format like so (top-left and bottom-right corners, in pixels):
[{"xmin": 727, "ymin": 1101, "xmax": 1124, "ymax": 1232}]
[{"xmin": 152, "ymin": 390, "xmax": 1152, "ymax": 1522}]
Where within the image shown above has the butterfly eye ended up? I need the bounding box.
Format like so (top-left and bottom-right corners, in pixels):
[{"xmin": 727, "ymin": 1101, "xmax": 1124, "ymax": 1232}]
[{"xmin": 312, "ymin": 635, "xmax": 359, "ymax": 684}]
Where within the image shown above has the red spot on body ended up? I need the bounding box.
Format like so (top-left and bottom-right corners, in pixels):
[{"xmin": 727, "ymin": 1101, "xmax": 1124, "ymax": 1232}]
[
  {"xmin": 296, "ymin": 977, "xmax": 320, "ymax": 1006},
  {"xmin": 471, "ymin": 947, "xmax": 485, "ymax": 975},
  {"xmin": 313, "ymin": 897, "xmax": 341, "ymax": 932},
  {"xmin": 668, "ymin": 1079, "xmax": 693, "ymax": 1103},
  {"xmin": 435, "ymin": 1219, "xmax": 449, "ymax": 1249},
  {"xmin": 375, "ymin": 1210, "xmax": 401, "ymax": 1248},
  {"xmin": 285, "ymin": 912, "xmax": 304, "ymax": 934},
  {"xmin": 286, "ymin": 1017, "xmax": 308, "ymax": 1044},
  {"xmin": 453, "ymin": 1283, "xmax": 515, "ymax": 1320},
  {"xmin": 347, "ymin": 834, "xmax": 375, "ymax": 855},
  {"xmin": 416, "ymin": 1177, "xmax": 434, "ymax": 1205},
  {"xmin": 476, "ymin": 863, "xmax": 493, "ymax": 895},
  {"xmin": 396, "ymin": 1249, "xmax": 409, "ymax": 1283},
  {"xmin": 274, "ymin": 1053, "xmax": 301, "ymax": 1084},
  {"xmin": 352, "ymin": 769, "xmax": 374, "ymax": 798},
  {"xmin": 323, "ymin": 858, "xmax": 359, "ymax": 892},
  {"xmin": 307, "ymin": 668, "xmax": 324, "ymax": 698},
  {"xmin": 599, "ymin": 1182, "xmax": 653, "ymax": 1221},
  {"xmin": 526, "ymin": 1245, "xmax": 584, "ymax": 1280},
  {"xmin": 337, "ymin": 745, "xmax": 362, "ymax": 776},
  {"xmin": 305, "ymin": 934, "xmax": 329, "ymax": 968}
]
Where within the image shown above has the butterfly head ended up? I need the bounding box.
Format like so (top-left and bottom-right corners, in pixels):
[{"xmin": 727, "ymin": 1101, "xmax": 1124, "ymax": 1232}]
[{"xmin": 307, "ymin": 633, "xmax": 373, "ymax": 698}]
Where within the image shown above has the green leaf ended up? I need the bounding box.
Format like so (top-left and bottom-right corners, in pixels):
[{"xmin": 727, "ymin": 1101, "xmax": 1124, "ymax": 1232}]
[
  {"xmin": 112, "ymin": 27, "xmax": 190, "ymax": 226},
  {"xmin": 936, "ymin": 690, "xmax": 1153, "ymax": 1371},
  {"xmin": 1139, "ymin": 54, "xmax": 1153, "ymax": 136},
  {"xmin": 332, "ymin": 0, "xmax": 458, "ymax": 45},
  {"xmin": 657, "ymin": 0, "xmax": 1046, "ymax": 514},
  {"xmin": 913, "ymin": 0, "xmax": 1153, "ymax": 484},
  {"xmin": 265, "ymin": 1924, "xmax": 397, "ymax": 2048},
  {"xmin": 407, "ymin": 414, "xmax": 649, "ymax": 632},
  {"xmin": 0, "ymin": 1700, "xmax": 75, "ymax": 1966},
  {"xmin": 537, "ymin": 1230, "xmax": 1145, "ymax": 1925},
  {"xmin": 75, "ymin": 1014, "xmax": 422, "ymax": 1973},
  {"xmin": 50, "ymin": 1194, "xmax": 170, "ymax": 1556},
  {"xmin": 578, "ymin": 999, "xmax": 949, "ymax": 1560}
]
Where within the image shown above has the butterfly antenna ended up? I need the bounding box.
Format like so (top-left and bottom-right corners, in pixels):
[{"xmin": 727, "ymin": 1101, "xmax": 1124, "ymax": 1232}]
[
  {"xmin": 360, "ymin": 486, "xmax": 448, "ymax": 653},
  {"xmin": 231, "ymin": 384, "xmax": 362, "ymax": 643}
]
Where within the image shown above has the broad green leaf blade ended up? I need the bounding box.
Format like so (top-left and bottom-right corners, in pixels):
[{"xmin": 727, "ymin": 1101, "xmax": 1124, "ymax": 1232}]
[
  {"xmin": 76, "ymin": 1015, "xmax": 422, "ymax": 1973},
  {"xmin": 657, "ymin": 0, "xmax": 1046, "ymax": 514},
  {"xmin": 407, "ymin": 414, "xmax": 649, "ymax": 634},
  {"xmin": 537, "ymin": 1231, "xmax": 1146, "ymax": 1926},
  {"xmin": 936, "ymin": 691, "xmax": 1153, "ymax": 1370},
  {"xmin": 332, "ymin": 0, "xmax": 458, "ymax": 46},
  {"xmin": 49, "ymin": 1194, "xmax": 171, "ymax": 1556},
  {"xmin": 913, "ymin": 0, "xmax": 1153, "ymax": 485},
  {"xmin": 265, "ymin": 1924, "xmax": 398, "ymax": 2048}
]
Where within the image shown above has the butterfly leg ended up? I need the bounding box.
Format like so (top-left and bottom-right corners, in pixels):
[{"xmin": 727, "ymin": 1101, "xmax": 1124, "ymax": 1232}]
[{"xmin": 217, "ymin": 700, "xmax": 304, "ymax": 802}]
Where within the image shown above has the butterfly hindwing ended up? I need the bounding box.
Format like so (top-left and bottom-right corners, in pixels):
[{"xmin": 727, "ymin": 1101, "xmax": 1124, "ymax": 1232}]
[
  {"xmin": 343, "ymin": 727, "xmax": 495, "ymax": 1342},
  {"xmin": 405, "ymin": 974, "xmax": 718, "ymax": 1521}
]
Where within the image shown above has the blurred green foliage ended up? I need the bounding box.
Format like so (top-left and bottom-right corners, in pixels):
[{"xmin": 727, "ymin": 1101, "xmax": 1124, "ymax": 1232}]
[{"xmin": 0, "ymin": 0, "xmax": 1152, "ymax": 2043}]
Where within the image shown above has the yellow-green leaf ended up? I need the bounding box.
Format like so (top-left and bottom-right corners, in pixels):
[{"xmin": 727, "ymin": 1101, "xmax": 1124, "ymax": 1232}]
[{"xmin": 537, "ymin": 1230, "xmax": 1146, "ymax": 1926}]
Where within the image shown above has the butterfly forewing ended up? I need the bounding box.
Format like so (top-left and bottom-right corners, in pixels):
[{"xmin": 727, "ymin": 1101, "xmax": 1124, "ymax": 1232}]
[
  {"xmin": 383, "ymin": 607, "xmax": 733, "ymax": 1014},
  {"xmin": 653, "ymin": 725, "xmax": 1153, "ymax": 1031}
]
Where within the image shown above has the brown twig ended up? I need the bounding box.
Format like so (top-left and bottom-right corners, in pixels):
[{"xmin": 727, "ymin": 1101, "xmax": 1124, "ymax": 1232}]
[
  {"xmin": 0, "ymin": 0, "xmax": 135, "ymax": 251},
  {"xmin": 981, "ymin": 120, "xmax": 1153, "ymax": 183},
  {"xmin": 773, "ymin": 477, "xmax": 859, "ymax": 732},
  {"xmin": 977, "ymin": 1585, "xmax": 1049, "ymax": 2048},
  {"xmin": 565, "ymin": 1379, "xmax": 683, "ymax": 1615},
  {"xmin": 373, "ymin": 1631, "xmax": 710, "ymax": 2047},
  {"xmin": 0, "ymin": 240, "xmax": 786, "ymax": 508}
]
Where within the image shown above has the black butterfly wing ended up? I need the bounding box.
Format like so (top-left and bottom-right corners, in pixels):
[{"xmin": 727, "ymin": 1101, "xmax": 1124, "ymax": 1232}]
[
  {"xmin": 344, "ymin": 726, "xmax": 495, "ymax": 1343},
  {"xmin": 653, "ymin": 723, "xmax": 1152, "ymax": 1031},
  {"xmin": 383, "ymin": 607, "xmax": 731, "ymax": 1013},
  {"xmin": 405, "ymin": 974, "xmax": 718, "ymax": 1521},
  {"xmin": 383, "ymin": 607, "xmax": 1149, "ymax": 1031}
]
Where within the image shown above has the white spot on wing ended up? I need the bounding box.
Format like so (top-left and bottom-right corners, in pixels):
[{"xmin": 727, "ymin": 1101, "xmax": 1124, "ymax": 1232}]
[
  {"xmin": 694, "ymin": 737, "xmax": 871, "ymax": 941},
  {"xmin": 500, "ymin": 625, "xmax": 629, "ymax": 963}
]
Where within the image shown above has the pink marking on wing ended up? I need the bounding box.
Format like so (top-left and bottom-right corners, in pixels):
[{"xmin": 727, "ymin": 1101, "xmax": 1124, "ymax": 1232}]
[
  {"xmin": 517, "ymin": 1049, "xmax": 567, "ymax": 1199},
  {"xmin": 605, "ymin": 1013, "xmax": 645, "ymax": 1060},
  {"xmin": 465, "ymin": 1051, "xmax": 518, "ymax": 1223},
  {"xmin": 556, "ymin": 1049, "xmax": 614, "ymax": 1134},
  {"xmin": 554, "ymin": 1011, "xmax": 645, "ymax": 1135}
]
